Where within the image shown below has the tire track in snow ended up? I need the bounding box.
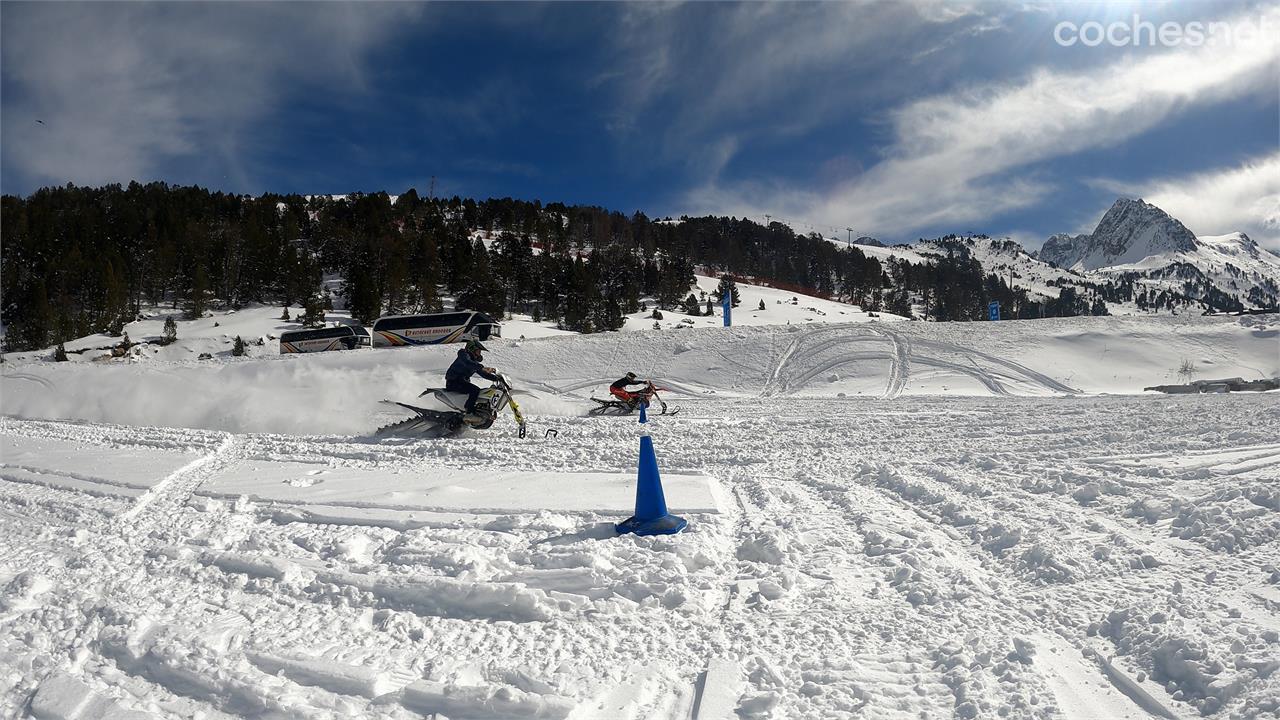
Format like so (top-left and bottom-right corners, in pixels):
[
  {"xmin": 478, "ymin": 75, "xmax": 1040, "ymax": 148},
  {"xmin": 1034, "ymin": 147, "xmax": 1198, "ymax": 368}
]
[
  {"xmin": 118, "ymin": 433, "xmax": 240, "ymax": 524},
  {"xmin": 0, "ymin": 371, "xmax": 56, "ymax": 391},
  {"xmin": 912, "ymin": 337, "xmax": 1079, "ymax": 395},
  {"xmin": 874, "ymin": 326, "xmax": 910, "ymax": 399},
  {"xmin": 763, "ymin": 326, "xmax": 873, "ymax": 396},
  {"xmin": 762, "ymin": 332, "xmax": 803, "ymax": 397},
  {"xmin": 821, "ymin": 467, "xmax": 1173, "ymax": 720}
]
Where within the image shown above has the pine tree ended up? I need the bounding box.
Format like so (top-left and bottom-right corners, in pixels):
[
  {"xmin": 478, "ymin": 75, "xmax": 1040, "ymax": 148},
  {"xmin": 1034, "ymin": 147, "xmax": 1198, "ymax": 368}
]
[
  {"xmin": 559, "ymin": 256, "xmax": 596, "ymax": 332},
  {"xmin": 280, "ymin": 306, "xmax": 291, "ymax": 321},
  {"xmin": 301, "ymin": 294, "xmax": 326, "ymax": 328},
  {"xmin": 232, "ymin": 336, "xmax": 246, "ymax": 356},
  {"xmin": 682, "ymin": 293, "xmax": 701, "ymax": 315},
  {"xmin": 344, "ymin": 266, "xmax": 381, "ymax": 325},
  {"xmin": 657, "ymin": 257, "xmax": 695, "ymax": 309},
  {"xmin": 186, "ymin": 264, "xmax": 210, "ymax": 320},
  {"xmin": 163, "ymin": 317, "xmax": 178, "ymax": 344},
  {"xmin": 705, "ymin": 298, "xmax": 714, "ymax": 316},
  {"xmin": 455, "ymin": 242, "xmax": 507, "ymax": 317},
  {"xmin": 715, "ymin": 274, "xmax": 741, "ymax": 307},
  {"xmin": 758, "ymin": 299, "xmax": 765, "ymax": 311},
  {"xmin": 9, "ymin": 280, "xmax": 54, "ymax": 352},
  {"xmin": 103, "ymin": 260, "xmax": 129, "ymax": 334},
  {"xmin": 54, "ymin": 342, "xmax": 68, "ymax": 361},
  {"xmin": 886, "ymin": 287, "xmax": 913, "ymax": 319},
  {"xmin": 593, "ymin": 297, "xmax": 625, "ymax": 331}
]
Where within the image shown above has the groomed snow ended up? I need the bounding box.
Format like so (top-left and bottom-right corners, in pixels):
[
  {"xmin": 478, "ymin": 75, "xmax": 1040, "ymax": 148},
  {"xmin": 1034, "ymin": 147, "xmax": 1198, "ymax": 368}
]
[{"xmin": 1, "ymin": 314, "xmax": 1278, "ymax": 719}]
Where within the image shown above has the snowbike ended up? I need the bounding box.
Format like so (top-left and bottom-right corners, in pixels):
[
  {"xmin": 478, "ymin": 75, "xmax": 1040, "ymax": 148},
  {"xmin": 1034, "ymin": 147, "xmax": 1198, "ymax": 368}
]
[
  {"xmin": 376, "ymin": 375, "xmax": 527, "ymax": 439},
  {"xmin": 588, "ymin": 382, "xmax": 678, "ymax": 417}
]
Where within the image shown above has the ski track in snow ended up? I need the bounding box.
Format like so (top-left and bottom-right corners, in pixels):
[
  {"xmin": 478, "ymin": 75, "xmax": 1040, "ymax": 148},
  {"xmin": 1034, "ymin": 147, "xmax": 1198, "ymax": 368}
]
[{"xmin": 2, "ymin": 391, "xmax": 1278, "ymax": 719}]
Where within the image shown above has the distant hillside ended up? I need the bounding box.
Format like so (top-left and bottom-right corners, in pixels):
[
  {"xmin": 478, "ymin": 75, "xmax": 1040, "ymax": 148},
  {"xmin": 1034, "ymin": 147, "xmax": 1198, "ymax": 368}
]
[{"xmin": 5, "ymin": 184, "xmax": 1272, "ymax": 355}]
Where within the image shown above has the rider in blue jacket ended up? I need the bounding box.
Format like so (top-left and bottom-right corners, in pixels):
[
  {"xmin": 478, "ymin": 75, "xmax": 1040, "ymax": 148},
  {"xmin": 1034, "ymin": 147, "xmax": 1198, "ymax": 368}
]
[{"xmin": 446, "ymin": 338, "xmax": 499, "ymax": 414}]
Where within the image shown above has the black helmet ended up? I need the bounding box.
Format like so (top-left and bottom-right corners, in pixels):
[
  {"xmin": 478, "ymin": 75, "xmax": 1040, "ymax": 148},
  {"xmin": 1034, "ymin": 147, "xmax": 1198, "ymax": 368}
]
[
  {"xmin": 466, "ymin": 338, "xmax": 487, "ymax": 353},
  {"xmin": 625, "ymin": 371, "xmax": 637, "ymax": 381}
]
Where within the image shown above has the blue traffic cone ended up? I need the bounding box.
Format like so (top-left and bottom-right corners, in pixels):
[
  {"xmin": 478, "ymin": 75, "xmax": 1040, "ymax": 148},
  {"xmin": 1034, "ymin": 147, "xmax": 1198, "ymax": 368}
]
[{"xmin": 616, "ymin": 403, "xmax": 687, "ymax": 536}]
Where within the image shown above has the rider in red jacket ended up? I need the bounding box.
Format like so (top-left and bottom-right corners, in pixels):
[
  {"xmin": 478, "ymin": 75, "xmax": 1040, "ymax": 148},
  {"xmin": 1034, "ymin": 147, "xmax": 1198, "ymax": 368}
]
[{"xmin": 609, "ymin": 372, "xmax": 653, "ymax": 406}]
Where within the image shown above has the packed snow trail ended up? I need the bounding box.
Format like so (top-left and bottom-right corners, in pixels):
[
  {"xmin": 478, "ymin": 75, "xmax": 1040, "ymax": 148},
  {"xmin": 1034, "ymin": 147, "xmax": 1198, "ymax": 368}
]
[{"xmin": 2, "ymin": 389, "xmax": 1278, "ymax": 718}]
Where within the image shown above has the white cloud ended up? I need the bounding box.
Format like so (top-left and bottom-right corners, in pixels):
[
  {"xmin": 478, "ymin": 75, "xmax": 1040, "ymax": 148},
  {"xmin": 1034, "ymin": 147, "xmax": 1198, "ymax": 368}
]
[
  {"xmin": 1, "ymin": 3, "xmax": 420, "ymax": 192},
  {"xmin": 1094, "ymin": 153, "xmax": 1280, "ymax": 250},
  {"xmin": 681, "ymin": 4, "xmax": 1280, "ymax": 241},
  {"xmin": 600, "ymin": 1, "xmax": 1029, "ymax": 181}
]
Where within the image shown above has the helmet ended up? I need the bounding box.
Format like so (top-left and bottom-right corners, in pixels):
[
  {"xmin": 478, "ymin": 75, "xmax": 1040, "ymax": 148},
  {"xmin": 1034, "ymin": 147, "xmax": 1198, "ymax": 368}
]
[
  {"xmin": 466, "ymin": 338, "xmax": 487, "ymax": 353},
  {"xmin": 625, "ymin": 371, "xmax": 637, "ymax": 381}
]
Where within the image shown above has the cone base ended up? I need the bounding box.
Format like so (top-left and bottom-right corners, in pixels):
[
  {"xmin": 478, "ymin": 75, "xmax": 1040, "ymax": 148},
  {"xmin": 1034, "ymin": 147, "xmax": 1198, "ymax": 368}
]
[{"xmin": 615, "ymin": 513, "xmax": 688, "ymax": 536}]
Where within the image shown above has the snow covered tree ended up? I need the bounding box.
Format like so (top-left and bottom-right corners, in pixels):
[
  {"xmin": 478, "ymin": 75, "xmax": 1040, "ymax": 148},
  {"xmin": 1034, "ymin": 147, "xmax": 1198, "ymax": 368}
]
[
  {"xmin": 232, "ymin": 336, "xmax": 246, "ymax": 356},
  {"xmin": 758, "ymin": 299, "xmax": 765, "ymax": 311},
  {"xmin": 300, "ymin": 294, "xmax": 326, "ymax": 328},
  {"xmin": 53, "ymin": 343, "xmax": 68, "ymax": 361},
  {"xmin": 682, "ymin": 293, "xmax": 701, "ymax": 316},
  {"xmin": 715, "ymin": 274, "xmax": 741, "ymax": 307},
  {"xmin": 162, "ymin": 317, "xmax": 178, "ymax": 344},
  {"xmin": 280, "ymin": 306, "xmax": 291, "ymax": 321}
]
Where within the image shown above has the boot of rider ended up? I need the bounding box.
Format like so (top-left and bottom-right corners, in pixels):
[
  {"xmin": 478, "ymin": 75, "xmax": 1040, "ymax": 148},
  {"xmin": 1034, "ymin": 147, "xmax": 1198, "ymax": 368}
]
[{"xmin": 463, "ymin": 401, "xmax": 485, "ymax": 424}]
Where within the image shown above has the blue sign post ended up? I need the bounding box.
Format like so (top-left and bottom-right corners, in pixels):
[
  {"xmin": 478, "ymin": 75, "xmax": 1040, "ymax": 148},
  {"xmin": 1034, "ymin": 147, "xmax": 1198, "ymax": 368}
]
[
  {"xmin": 988, "ymin": 300, "xmax": 1001, "ymax": 321},
  {"xmin": 722, "ymin": 294, "xmax": 731, "ymax": 327}
]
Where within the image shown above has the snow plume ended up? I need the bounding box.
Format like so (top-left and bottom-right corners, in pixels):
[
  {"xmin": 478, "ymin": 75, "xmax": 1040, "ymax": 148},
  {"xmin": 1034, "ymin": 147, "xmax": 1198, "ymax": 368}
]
[{"xmin": 0, "ymin": 356, "xmax": 427, "ymax": 436}]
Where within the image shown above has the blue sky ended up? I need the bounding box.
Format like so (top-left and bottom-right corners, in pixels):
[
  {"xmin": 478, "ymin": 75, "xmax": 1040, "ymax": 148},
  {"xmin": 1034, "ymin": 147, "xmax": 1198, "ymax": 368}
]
[{"xmin": 2, "ymin": 1, "xmax": 1277, "ymax": 249}]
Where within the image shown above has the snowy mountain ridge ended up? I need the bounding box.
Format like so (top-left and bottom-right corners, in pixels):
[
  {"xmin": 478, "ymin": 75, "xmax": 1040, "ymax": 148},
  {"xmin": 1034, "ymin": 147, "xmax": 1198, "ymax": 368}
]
[
  {"xmin": 1037, "ymin": 198, "xmax": 1199, "ymax": 272},
  {"xmin": 840, "ymin": 197, "xmax": 1280, "ymax": 312},
  {"xmin": 1036, "ymin": 198, "xmax": 1280, "ymax": 309}
]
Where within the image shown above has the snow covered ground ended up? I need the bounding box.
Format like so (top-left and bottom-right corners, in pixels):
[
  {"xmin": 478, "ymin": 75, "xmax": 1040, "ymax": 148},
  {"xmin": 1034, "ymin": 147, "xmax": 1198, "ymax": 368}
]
[{"xmin": 1, "ymin": 313, "xmax": 1278, "ymax": 719}]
